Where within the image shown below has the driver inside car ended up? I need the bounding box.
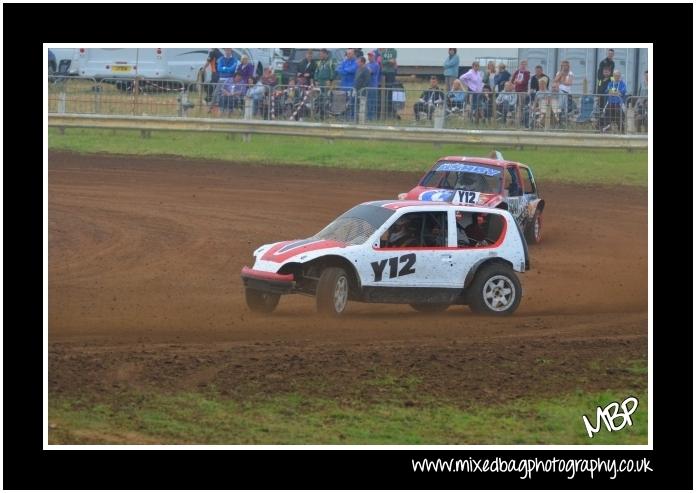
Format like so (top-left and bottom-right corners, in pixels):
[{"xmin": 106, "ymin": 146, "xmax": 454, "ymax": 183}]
[{"xmin": 456, "ymin": 211, "xmax": 489, "ymax": 247}]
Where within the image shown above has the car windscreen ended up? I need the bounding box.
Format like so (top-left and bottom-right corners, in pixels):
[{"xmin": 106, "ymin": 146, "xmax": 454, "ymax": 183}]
[
  {"xmin": 314, "ymin": 204, "xmax": 395, "ymax": 245},
  {"xmin": 420, "ymin": 161, "xmax": 502, "ymax": 193}
]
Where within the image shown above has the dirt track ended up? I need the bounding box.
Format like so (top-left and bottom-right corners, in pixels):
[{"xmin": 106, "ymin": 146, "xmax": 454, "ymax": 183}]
[{"xmin": 48, "ymin": 151, "xmax": 648, "ymax": 405}]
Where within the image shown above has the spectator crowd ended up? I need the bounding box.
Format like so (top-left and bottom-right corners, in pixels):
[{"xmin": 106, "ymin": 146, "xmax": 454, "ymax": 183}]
[{"xmin": 200, "ymin": 48, "xmax": 647, "ymax": 133}]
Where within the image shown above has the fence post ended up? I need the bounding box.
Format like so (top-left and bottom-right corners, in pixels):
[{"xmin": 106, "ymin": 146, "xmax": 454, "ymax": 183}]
[
  {"xmin": 433, "ymin": 103, "xmax": 445, "ymax": 129},
  {"xmin": 244, "ymin": 95, "xmax": 253, "ymax": 120},
  {"xmin": 358, "ymin": 95, "xmax": 367, "ymax": 124},
  {"xmin": 93, "ymin": 83, "xmax": 101, "ymax": 114},
  {"xmin": 58, "ymin": 91, "xmax": 66, "ymax": 114},
  {"xmin": 625, "ymin": 100, "xmax": 635, "ymax": 134}
]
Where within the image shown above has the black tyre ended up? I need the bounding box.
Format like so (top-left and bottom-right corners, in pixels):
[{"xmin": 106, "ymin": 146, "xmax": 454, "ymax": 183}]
[
  {"xmin": 468, "ymin": 263, "xmax": 522, "ymax": 316},
  {"xmin": 316, "ymin": 267, "xmax": 350, "ymax": 316},
  {"xmin": 525, "ymin": 209, "xmax": 543, "ymax": 244},
  {"xmin": 245, "ymin": 288, "xmax": 280, "ymax": 313},
  {"xmin": 410, "ymin": 303, "xmax": 449, "ymax": 313}
]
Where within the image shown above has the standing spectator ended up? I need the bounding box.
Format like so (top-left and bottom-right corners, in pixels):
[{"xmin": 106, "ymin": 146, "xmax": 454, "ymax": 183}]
[
  {"xmin": 314, "ymin": 48, "xmax": 335, "ymax": 87},
  {"xmin": 511, "ymin": 60, "xmax": 531, "ymax": 93},
  {"xmin": 493, "ymin": 62, "xmax": 511, "ymax": 93},
  {"xmin": 602, "ymin": 70, "xmax": 627, "ymax": 133},
  {"xmin": 354, "ymin": 55, "xmax": 371, "ymax": 120},
  {"xmin": 596, "ymin": 65, "xmax": 613, "ymax": 121},
  {"xmin": 459, "ymin": 61, "xmax": 483, "ymax": 122},
  {"xmin": 482, "ymin": 61, "xmax": 496, "ymax": 93},
  {"xmin": 554, "ymin": 60, "xmax": 575, "ymax": 113},
  {"xmin": 366, "ymin": 51, "xmax": 381, "ymax": 120},
  {"xmin": 203, "ymin": 48, "xmax": 224, "ymax": 103},
  {"xmin": 296, "ymin": 49, "xmax": 316, "ymax": 87},
  {"xmin": 496, "ymin": 81, "xmax": 518, "ymax": 125},
  {"xmin": 597, "ymin": 49, "xmax": 615, "ymax": 84},
  {"xmin": 336, "ymin": 49, "xmax": 358, "ymax": 90},
  {"xmin": 529, "ymin": 65, "xmax": 549, "ymax": 102},
  {"xmin": 413, "ymin": 76, "xmax": 445, "ymax": 121},
  {"xmin": 443, "ymin": 48, "xmax": 460, "ymax": 92},
  {"xmin": 314, "ymin": 49, "xmax": 335, "ymax": 120},
  {"xmin": 511, "ymin": 60, "xmax": 531, "ymax": 111},
  {"xmin": 381, "ymin": 48, "xmax": 398, "ymax": 84},
  {"xmin": 234, "ymin": 55, "xmax": 254, "ymax": 86},
  {"xmin": 337, "ymin": 49, "xmax": 358, "ymax": 119},
  {"xmin": 636, "ymin": 70, "xmax": 648, "ymax": 132},
  {"xmin": 217, "ymin": 48, "xmax": 238, "ymax": 80},
  {"xmin": 257, "ymin": 67, "xmax": 278, "ymax": 118}
]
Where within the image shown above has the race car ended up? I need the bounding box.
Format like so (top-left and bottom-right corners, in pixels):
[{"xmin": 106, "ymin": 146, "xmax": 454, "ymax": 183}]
[
  {"xmin": 397, "ymin": 154, "xmax": 545, "ymax": 244},
  {"xmin": 241, "ymin": 200, "xmax": 529, "ymax": 317}
]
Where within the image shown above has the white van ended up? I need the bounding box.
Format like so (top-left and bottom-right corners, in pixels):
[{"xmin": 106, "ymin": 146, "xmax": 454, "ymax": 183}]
[{"xmin": 78, "ymin": 48, "xmax": 285, "ymax": 84}]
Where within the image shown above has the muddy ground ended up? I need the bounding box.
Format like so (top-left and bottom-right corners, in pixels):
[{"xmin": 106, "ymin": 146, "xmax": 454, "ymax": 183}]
[{"xmin": 48, "ymin": 151, "xmax": 648, "ymax": 408}]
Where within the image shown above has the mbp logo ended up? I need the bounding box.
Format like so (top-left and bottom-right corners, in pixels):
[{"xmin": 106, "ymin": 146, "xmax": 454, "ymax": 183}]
[{"xmin": 582, "ymin": 396, "xmax": 639, "ymax": 438}]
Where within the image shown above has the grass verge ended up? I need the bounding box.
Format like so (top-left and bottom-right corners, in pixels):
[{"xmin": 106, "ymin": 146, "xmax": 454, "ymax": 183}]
[
  {"xmin": 49, "ymin": 388, "xmax": 647, "ymax": 445},
  {"xmin": 48, "ymin": 128, "xmax": 647, "ymax": 186}
]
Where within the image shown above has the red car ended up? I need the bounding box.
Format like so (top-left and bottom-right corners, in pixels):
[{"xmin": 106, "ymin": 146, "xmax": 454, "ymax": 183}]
[{"xmin": 398, "ymin": 154, "xmax": 545, "ymax": 244}]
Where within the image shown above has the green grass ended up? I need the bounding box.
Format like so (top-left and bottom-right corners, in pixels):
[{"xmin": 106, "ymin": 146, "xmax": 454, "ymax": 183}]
[
  {"xmin": 48, "ymin": 128, "xmax": 648, "ymax": 186},
  {"xmin": 49, "ymin": 388, "xmax": 648, "ymax": 445}
]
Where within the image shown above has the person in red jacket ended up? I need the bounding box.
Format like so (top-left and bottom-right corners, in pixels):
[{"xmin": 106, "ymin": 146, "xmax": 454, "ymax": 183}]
[{"xmin": 511, "ymin": 59, "xmax": 531, "ymax": 106}]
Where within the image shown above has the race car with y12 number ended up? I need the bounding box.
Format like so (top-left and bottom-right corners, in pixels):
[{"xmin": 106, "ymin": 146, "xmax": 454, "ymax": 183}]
[
  {"xmin": 397, "ymin": 154, "xmax": 545, "ymax": 244},
  {"xmin": 241, "ymin": 200, "xmax": 529, "ymax": 316}
]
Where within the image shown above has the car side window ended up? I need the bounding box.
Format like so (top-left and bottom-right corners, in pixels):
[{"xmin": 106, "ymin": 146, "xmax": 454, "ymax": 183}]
[
  {"xmin": 504, "ymin": 168, "xmax": 522, "ymax": 197},
  {"xmin": 380, "ymin": 212, "xmax": 447, "ymax": 248},
  {"xmin": 522, "ymin": 168, "xmax": 536, "ymax": 194}
]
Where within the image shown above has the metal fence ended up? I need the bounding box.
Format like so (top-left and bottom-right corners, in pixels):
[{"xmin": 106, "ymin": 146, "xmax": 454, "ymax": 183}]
[{"xmin": 48, "ymin": 76, "xmax": 647, "ymax": 135}]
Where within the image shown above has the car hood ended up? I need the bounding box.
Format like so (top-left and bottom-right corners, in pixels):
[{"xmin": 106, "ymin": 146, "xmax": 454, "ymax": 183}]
[{"xmin": 256, "ymin": 238, "xmax": 348, "ymax": 263}]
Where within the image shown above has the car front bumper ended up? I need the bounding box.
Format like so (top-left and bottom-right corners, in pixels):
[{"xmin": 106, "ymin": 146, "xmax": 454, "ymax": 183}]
[{"xmin": 241, "ymin": 266, "xmax": 295, "ymax": 294}]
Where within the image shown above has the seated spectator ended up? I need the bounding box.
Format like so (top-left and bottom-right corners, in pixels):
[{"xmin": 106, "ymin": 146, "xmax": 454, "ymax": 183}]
[
  {"xmin": 413, "ymin": 76, "xmax": 445, "ymax": 121},
  {"xmin": 533, "ymin": 79, "xmax": 562, "ymax": 128},
  {"xmin": 479, "ymin": 85, "xmax": 494, "ymax": 123},
  {"xmin": 447, "ymin": 79, "xmax": 467, "ymax": 114},
  {"xmin": 219, "ymin": 74, "xmax": 247, "ymax": 114},
  {"xmin": 496, "ymin": 81, "xmax": 518, "ymax": 124}
]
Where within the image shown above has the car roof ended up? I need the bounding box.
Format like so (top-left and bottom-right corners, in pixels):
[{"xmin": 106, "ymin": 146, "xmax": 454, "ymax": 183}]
[
  {"xmin": 435, "ymin": 156, "xmax": 529, "ymax": 169},
  {"xmin": 363, "ymin": 200, "xmax": 509, "ymax": 213}
]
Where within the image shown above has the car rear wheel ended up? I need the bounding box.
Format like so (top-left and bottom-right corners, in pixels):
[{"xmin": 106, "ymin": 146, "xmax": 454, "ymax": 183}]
[
  {"xmin": 410, "ymin": 303, "xmax": 449, "ymax": 313},
  {"xmin": 316, "ymin": 267, "xmax": 349, "ymax": 316},
  {"xmin": 525, "ymin": 209, "xmax": 543, "ymax": 244},
  {"xmin": 468, "ymin": 263, "xmax": 521, "ymax": 316},
  {"xmin": 245, "ymin": 288, "xmax": 280, "ymax": 313}
]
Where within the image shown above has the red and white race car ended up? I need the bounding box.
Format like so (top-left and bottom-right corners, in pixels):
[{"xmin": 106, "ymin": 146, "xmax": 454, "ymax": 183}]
[
  {"xmin": 241, "ymin": 200, "xmax": 529, "ymax": 316},
  {"xmin": 398, "ymin": 154, "xmax": 545, "ymax": 244}
]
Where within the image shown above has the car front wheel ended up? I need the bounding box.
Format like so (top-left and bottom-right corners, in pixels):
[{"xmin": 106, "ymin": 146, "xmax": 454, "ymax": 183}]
[
  {"xmin": 468, "ymin": 264, "xmax": 522, "ymax": 316},
  {"xmin": 245, "ymin": 288, "xmax": 280, "ymax": 313},
  {"xmin": 316, "ymin": 267, "xmax": 350, "ymax": 316}
]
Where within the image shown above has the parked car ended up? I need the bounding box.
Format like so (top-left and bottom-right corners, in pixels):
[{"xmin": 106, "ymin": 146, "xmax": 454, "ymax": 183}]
[
  {"xmin": 241, "ymin": 200, "xmax": 529, "ymax": 316},
  {"xmin": 398, "ymin": 154, "xmax": 545, "ymax": 244}
]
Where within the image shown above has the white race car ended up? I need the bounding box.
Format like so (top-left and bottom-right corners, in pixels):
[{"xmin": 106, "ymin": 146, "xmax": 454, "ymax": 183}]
[{"xmin": 241, "ymin": 200, "xmax": 529, "ymax": 316}]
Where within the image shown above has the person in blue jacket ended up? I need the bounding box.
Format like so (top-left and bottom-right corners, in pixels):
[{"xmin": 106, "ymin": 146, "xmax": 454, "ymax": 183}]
[
  {"xmin": 443, "ymin": 48, "xmax": 459, "ymax": 92},
  {"xmin": 217, "ymin": 48, "xmax": 238, "ymax": 80},
  {"xmin": 336, "ymin": 49, "xmax": 358, "ymax": 90}
]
